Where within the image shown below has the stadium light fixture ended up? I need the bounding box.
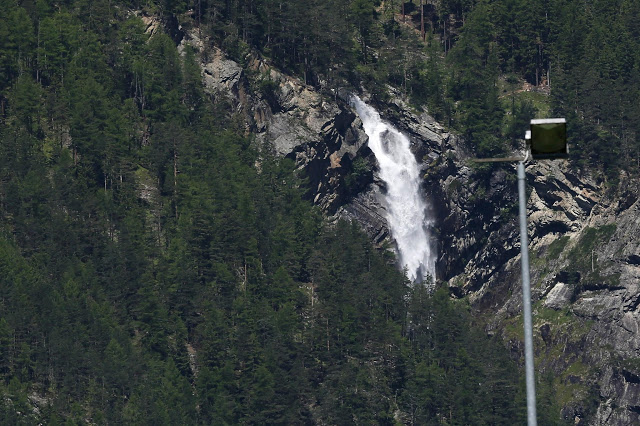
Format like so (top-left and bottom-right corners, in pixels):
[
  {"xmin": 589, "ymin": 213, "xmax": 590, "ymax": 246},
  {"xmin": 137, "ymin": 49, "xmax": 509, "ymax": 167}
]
[{"xmin": 529, "ymin": 118, "xmax": 568, "ymax": 159}]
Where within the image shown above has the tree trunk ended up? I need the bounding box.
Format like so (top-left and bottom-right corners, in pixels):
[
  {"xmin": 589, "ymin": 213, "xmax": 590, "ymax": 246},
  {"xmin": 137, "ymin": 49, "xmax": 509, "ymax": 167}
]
[
  {"xmin": 420, "ymin": 0, "xmax": 425, "ymax": 41},
  {"xmin": 443, "ymin": 19, "xmax": 447, "ymax": 54},
  {"xmin": 173, "ymin": 146, "xmax": 178, "ymax": 219}
]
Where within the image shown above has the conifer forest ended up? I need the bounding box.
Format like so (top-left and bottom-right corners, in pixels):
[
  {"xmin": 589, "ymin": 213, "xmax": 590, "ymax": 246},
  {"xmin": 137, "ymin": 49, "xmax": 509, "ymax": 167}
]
[{"xmin": 0, "ymin": 0, "xmax": 638, "ymax": 423}]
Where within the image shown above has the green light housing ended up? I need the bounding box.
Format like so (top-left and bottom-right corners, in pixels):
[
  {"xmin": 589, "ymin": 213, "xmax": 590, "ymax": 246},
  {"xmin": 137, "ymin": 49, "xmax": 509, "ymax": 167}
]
[{"xmin": 529, "ymin": 118, "xmax": 568, "ymax": 159}]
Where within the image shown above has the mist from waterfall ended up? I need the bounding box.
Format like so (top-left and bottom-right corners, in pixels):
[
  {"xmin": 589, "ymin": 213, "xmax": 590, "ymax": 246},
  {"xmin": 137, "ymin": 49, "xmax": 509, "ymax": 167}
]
[{"xmin": 351, "ymin": 95, "xmax": 436, "ymax": 283}]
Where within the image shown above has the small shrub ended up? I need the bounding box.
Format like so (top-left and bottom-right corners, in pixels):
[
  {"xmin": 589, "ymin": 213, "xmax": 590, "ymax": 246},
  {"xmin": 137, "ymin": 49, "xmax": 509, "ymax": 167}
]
[{"xmin": 547, "ymin": 236, "xmax": 570, "ymax": 259}]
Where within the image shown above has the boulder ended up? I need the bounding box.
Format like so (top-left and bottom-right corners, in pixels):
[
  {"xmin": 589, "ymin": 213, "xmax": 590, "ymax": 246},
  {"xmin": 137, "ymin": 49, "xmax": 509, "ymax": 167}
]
[{"xmin": 544, "ymin": 282, "xmax": 573, "ymax": 309}]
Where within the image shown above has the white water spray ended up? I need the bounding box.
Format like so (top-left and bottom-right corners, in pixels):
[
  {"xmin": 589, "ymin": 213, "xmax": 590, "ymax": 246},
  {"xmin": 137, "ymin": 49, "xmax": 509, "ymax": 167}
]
[{"xmin": 351, "ymin": 95, "xmax": 436, "ymax": 283}]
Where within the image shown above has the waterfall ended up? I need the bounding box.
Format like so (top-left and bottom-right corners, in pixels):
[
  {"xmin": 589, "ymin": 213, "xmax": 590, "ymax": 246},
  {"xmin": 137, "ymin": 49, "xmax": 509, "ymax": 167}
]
[{"xmin": 351, "ymin": 95, "xmax": 436, "ymax": 283}]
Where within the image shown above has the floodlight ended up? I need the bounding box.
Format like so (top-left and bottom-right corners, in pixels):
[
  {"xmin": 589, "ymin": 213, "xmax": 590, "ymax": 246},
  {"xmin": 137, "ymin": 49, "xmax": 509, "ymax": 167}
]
[{"xmin": 529, "ymin": 118, "xmax": 567, "ymax": 159}]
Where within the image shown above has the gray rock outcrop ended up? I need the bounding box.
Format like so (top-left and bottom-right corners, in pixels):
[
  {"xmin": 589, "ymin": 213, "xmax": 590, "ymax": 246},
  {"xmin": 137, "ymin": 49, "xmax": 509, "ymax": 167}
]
[
  {"xmin": 334, "ymin": 181, "xmax": 390, "ymax": 246},
  {"xmin": 178, "ymin": 21, "xmax": 640, "ymax": 423},
  {"xmin": 177, "ymin": 26, "xmax": 373, "ymax": 214},
  {"xmin": 360, "ymin": 87, "xmax": 640, "ymax": 424}
]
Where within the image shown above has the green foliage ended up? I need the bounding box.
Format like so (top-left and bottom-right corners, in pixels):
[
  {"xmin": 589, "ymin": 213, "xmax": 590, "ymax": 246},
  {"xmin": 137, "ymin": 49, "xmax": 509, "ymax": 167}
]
[
  {"xmin": 37, "ymin": 10, "xmax": 80, "ymax": 85},
  {"xmin": 257, "ymin": 72, "xmax": 280, "ymax": 111},
  {"xmin": 0, "ymin": 1, "xmax": 579, "ymax": 423},
  {"xmin": 0, "ymin": 5, "xmax": 35, "ymax": 90},
  {"xmin": 344, "ymin": 156, "xmax": 372, "ymax": 193},
  {"xmin": 566, "ymin": 225, "xmax": 617, "ymax": 272},
  {"xmin": 9, "ymin": 74, "xmax": 43, "ymax": 135},
  {"xmin": 506, "ymin": 96, "xmax": 538, "ymax": 147},
  {"xmin": 402, "ymin": 285, "xmax": 529, "ymax": 424},
  {"xmin": 373, "ymin": 0, "xmax": 637, "ymax": 180},
  {"xmin": 547, "ymin": 235, "xmax": 570, "ymax": 259}
]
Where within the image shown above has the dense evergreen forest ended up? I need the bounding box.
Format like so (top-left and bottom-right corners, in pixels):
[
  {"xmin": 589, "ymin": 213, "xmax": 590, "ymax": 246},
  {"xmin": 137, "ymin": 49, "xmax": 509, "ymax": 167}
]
[
  {"xmin": 0, "ymin": 0, "xmax": 634, "ymax": 423},
  {"xmin": 131, "ymin": 0, "xmax": 639, "ymax": 183}
]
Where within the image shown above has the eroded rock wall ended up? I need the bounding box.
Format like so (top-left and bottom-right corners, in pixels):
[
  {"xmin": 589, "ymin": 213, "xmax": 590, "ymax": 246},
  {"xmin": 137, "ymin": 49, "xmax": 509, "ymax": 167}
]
[
  {"xmin": 178, "ymin": 20, "xmax": 640, "ymax": 424},
  {"xmin": 178, "ymin": 26, "xmax": 372, "ymax": 214},
  {"xmin": 370, "ymin": 91, "xmax": 640, "ymax": 424}
]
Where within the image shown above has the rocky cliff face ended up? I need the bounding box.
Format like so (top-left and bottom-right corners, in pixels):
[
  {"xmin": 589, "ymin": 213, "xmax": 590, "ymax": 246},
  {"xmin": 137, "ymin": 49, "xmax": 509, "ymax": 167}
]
[
  {"xmin": 178, "ymin": 27, "xmax": 371, "ymax": 215},
  {"xmin": 178, "ymin": 23, "xmax": 640, "ymax": 424},
  {"xmin": 371, "ymin": 93, "xmax": 640, "ymax": 424}
]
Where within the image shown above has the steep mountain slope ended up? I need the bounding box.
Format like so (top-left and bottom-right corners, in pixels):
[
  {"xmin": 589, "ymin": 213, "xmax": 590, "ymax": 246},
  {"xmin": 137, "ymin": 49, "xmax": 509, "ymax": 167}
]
[
  {"xmin": 176, "ymin": 1, "xmax": 640, "ymax": 422},
  {"xmin": 361, "ymin": 96, "xmax": 640, "ymax": 424},
  {"xmin": 1, "ymin": 0, "xmax": 638, "ymax": 423},
  {"xmin": 0, "ymin": 4, "xmax": 543, "ymax": 423},
  {"xmin": 180, "ymin": 13, "xmax": 640, "ymax": 423},
  {"xmin": 180, "ymin": 11, "xmax": 640, "ymax": 421}
]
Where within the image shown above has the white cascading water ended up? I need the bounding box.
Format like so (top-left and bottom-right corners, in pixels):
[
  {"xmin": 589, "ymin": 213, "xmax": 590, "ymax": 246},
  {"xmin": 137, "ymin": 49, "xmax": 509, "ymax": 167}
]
[{"xmin": 351, "ymin": 95, "xmax": 436, "ymax": 283}]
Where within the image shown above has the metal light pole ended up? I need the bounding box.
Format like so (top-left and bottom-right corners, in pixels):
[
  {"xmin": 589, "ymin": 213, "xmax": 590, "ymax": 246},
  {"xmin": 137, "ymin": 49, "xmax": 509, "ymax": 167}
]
[
  {"xmin": 472, "ymin": 118, "xmax": 567, "ymax": 426},
  {"xmin": 474, "ymin": 155, "xmax": 537, "ymax": 425},
  {"xmin": 520, "ymin": 118, "xmax": 567, "ymax": 425},
  {"xmin": 518, "ymin": 158, "xmax": 537, "ymax": 426}
]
